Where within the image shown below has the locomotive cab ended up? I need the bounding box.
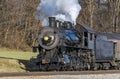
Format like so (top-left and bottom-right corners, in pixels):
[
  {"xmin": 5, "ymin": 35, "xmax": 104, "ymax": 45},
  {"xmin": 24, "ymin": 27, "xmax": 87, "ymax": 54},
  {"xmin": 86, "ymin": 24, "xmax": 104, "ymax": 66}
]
[
  {"xmin": 83, "ymin": 32, "xmax": 94, "ymax": 49},
  {"xmin": 75, "ymin": 24, "xmax": 95, "ymax": 50}
]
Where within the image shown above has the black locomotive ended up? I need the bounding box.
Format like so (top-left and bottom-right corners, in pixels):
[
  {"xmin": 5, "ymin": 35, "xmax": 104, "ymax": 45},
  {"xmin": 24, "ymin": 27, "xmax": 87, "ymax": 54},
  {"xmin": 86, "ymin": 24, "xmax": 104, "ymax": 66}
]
[{"xmin": 32, "ymin": 17, "xmax": 120, "ymax": 71}]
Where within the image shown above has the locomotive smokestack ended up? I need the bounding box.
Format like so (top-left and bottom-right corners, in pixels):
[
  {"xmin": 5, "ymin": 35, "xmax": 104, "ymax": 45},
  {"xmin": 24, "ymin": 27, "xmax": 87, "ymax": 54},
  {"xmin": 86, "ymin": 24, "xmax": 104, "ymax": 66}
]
[{"xmin": 49, "ymin": 17, "xmax": 56, "ymax": 28}]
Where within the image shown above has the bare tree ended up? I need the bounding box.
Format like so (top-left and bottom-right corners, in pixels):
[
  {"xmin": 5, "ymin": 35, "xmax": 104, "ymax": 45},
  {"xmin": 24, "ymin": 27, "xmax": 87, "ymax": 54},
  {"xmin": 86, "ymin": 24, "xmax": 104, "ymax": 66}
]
[
  {"xmin": 108, "ymin": 0, "xmax": 120, "ymax": 32},
  {"xmin": 0, "ymin": 0, "xmax": 41, "ymax": 51},
  {"xmin": 89, "ymin": 0, "xmax": 96, "ymax": 28}
]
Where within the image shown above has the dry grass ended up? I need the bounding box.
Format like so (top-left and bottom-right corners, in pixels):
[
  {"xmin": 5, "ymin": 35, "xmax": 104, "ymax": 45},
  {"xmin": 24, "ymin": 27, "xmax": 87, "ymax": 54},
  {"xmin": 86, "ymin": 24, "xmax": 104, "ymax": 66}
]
[{"xmin": 0, "ymin": 58, "xmax": 26, "ymax": 72}]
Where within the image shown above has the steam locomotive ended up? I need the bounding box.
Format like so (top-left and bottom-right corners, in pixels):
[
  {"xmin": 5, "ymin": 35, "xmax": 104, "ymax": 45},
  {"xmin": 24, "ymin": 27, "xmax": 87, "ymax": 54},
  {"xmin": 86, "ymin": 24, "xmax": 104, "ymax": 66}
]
[{"xmin": 32, "ymin": 17, "xmax": 120, "ymax": 71}]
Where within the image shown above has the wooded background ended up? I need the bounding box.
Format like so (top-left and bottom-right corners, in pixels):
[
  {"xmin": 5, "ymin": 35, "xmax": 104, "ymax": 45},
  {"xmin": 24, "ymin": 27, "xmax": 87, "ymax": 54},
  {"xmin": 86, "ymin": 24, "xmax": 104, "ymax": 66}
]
[{"xmin": 0, "ymin": 0, "xmax": 120, "ymax": 51}]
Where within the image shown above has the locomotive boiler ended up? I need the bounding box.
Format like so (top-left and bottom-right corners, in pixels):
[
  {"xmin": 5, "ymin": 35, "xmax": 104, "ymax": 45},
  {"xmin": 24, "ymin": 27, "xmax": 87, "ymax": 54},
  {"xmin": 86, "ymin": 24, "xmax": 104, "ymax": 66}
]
[{"xmin": 32, "ymin": 17, "xmax": 120, "ymax": 71}]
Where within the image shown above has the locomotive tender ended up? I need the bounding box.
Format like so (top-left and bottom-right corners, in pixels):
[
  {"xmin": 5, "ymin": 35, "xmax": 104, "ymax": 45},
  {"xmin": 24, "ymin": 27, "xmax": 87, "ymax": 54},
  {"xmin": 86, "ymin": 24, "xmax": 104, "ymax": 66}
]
[{"xmin": 32, "ymin": 17, "xmax": 120, "ymax": 71}]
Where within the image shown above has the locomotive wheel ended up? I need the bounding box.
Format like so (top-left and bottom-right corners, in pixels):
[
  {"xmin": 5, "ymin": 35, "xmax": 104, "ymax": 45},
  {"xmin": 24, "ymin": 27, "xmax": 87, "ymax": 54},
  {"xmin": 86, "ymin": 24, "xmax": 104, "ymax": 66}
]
[{"xmin": 38, "ymin": 27, "xmax": 59, "ymax": 50}]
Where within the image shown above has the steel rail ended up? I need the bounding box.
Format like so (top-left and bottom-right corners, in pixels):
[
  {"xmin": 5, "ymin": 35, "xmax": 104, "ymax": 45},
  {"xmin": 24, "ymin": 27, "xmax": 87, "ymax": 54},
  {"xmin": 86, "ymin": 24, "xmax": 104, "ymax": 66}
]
[{"xmin": 0, "ymin": 70, "xmax": 120, "ymax": 77}]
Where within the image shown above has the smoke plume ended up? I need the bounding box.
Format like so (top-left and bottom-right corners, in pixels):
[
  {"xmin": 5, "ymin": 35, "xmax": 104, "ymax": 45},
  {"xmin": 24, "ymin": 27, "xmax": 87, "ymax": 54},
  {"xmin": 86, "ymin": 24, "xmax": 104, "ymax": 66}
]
[{"xmin": 37, "ymin": 0, "xmax": 81, "ymax": 26}]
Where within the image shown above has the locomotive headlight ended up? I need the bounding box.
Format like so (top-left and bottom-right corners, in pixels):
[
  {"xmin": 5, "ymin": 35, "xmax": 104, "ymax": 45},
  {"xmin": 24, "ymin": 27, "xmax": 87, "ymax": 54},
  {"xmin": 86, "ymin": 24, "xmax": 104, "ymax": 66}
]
[
  {"xmin": 43, "ymin": 35, "xmax": 55, "ymax": 46},
  {"xmin": 43, "ymin": 35, "xmax": 54, "ymax": 41},
  {"xmin": 43, "ymin": 36, "xmax": 49, "ymax": 41}
]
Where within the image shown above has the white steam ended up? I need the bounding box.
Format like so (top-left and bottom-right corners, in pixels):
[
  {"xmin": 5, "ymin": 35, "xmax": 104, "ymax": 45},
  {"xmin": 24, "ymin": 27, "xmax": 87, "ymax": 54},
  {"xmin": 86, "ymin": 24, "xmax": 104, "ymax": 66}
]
[{"xmin": 37, "ymin": 0, "xmax": 81, "ymax": 26}]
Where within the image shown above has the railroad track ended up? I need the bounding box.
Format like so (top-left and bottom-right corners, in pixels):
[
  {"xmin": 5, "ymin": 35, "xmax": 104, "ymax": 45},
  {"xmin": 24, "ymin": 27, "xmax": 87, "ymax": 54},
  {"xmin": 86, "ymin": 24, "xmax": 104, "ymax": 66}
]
[{"xmin": 0, "ymin": 70, "xmax": 120, "ymax": 77}]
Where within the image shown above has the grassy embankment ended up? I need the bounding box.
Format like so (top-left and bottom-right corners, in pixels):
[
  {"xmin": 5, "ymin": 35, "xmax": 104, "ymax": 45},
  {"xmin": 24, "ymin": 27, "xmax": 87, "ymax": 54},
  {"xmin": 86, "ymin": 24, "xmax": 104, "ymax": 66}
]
[{"xmin": 0, "ymin": 48, "xmax": 38, "ymax": 72}]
